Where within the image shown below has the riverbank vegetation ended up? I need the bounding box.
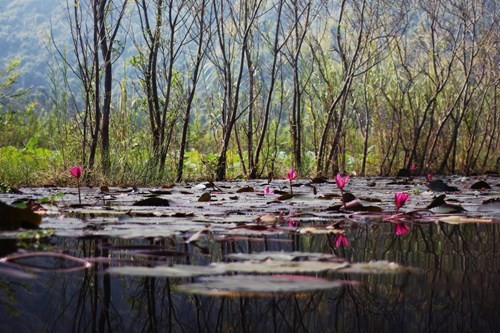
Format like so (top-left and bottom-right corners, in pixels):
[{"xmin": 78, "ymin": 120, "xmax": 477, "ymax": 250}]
[{"xmin": 0, "ymin": 0, "xmax": 498, "ymax": 186}]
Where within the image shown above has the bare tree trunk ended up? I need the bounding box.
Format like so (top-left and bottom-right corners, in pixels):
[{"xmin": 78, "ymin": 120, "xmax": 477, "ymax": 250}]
[
  {"xmin": 176, "ymin": 0, "xmax": 209, "ymax": 182},
  {"xmin": 250, "ymin": 0, "xmax": 286, "ymax": 179}
]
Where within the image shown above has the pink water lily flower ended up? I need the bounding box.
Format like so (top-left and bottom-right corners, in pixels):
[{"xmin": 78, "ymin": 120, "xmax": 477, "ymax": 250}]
[
  {"xmin": 410, "ymin": 164, "xmax": 417, "ymax": 172},
  {"xmin": 70, "ymin": 165, "xmax": 83, "ymax": 205},
  {"xmin": 395, "ymin": 222, "xmax": 411, "ymax": 236},
  {"xmin": 335, "ymin": 173, "xmax": 349, "ymax": 190},
  {"xmin": 70, "ymin": 165, "xmax": 83, "ymax": 179},
  {"xmin": 287, "ymin": 168, "xmax": 298, "ymax": 181},
  {"xmin": 333, "ymin": 234, "xmax": 350, "ymax": 248},
  {"xmin": 263, "ymin": 186, "xmax": 274, "ymax": 194},
  {"xmin": 286, "ymin": 168, "xmax": 298, "ymax": 194},
  {"xmin": 394, "ymin": 192, "xmax": 410, "ymax": 210}
]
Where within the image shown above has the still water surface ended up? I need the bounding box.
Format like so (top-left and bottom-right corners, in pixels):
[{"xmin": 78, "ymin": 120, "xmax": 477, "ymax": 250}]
[{"xmin": 0, "ymin": 222, "xmax": 498, "ymax": 333}]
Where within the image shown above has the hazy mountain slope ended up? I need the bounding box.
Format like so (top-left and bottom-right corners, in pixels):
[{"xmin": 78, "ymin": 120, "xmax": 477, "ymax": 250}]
[{"xmin": 0, "ymin": 0, "xmax": 63, "ymax": 88}]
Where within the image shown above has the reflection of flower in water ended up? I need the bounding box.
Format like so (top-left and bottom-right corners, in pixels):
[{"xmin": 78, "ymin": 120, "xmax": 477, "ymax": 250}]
[
  {"xmin": 395, "ymin": 222, "xmax": 410, "ymax": 236},
  {"xmin": 333, "ymin": 234, "xmax": 350, "ymax": 248}
]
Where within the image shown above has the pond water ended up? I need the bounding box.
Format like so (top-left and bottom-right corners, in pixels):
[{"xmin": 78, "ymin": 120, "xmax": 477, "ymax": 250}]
[{"xmin": 0, "ymin": 176, "xmax": 498, "ymax": 332}]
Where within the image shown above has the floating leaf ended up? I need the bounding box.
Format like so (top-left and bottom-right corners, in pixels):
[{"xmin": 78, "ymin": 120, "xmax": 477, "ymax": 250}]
[
  {"xmin": 0, "ymin": 201, "xmax": 42, "ymax": 230},
  {"xmin": 299, "ymin": 227, "xmax": 342, "ymax": 235},
  {"xmin": 149, "ymin": 189, "xmax": 172, "ymax": 195},
  {"xmin": 470, "ymin": 180, "xmax": 491, "ymax": 190},
  {"xmin": 236, "ymin": 186, "xmax": 254, "ymax": 193},
  {"xmin": 438, "ymin": 216, "xmax": 498, "ymax": 224},
  {"xmin": 256, "ymin": 214, "xmax": 277, "ymax": 224},
  {"xmin": 426, "ymin": 194, "xmax": 447, "ymax": 209},
  {"xmin": 230, "ymin": 224, "xmax": 274, "ymax": 231},
  {"xmin": 225, "ymin": 251, "xmax": 340, "ymax": 262},
  {"xmin": 276, "ymin": 193, "xmax": 293, "ymax": 201},
  {"xmin": 342, "ymin": 192, "xmax": 356, "ymax": 203},
  {"xmin": 169, "ymin": 211, "xmax": 195, "ymax": 217},
  {"xmin": 198, "ymin": 193, "xmax": 211, "ymax": 202},
  {"xmin": 310, "ymin": 176, "xmax": 329, "ymax": 184},
  {"xmin": 107, "ymin": 264, "xmax": 226, "ymax": 278},
  {"xmin": 430, "ymin": 204, "xmax": 465, "ymax": 214},
  {"xmin": 425, "ymin": 180, "xmax": 460, "ymax": 192},
  {"xmin": 337, "ymin": 260, "xmax": 415, "ymax": 274},
  {"xmin": 328, "ymin": 200, "xmax": 382, "ymax": 212},
  {"xmin": 176, "ymin": 275, "xmax": 346, "ymax": 296},
  {"xmin": 477, "ymin": 198, "xmax": 500, "ymax": 213},
  {"xmin": 426, "ymin": 194, "xmax": 464, "ymax": 213},
  {"xmin": 212, "ymin": 260, "xmax": 349, "ymax": 274},
  {"xmin": 132, "ymin": 197, "xmax": 170, "ymax": 207}
]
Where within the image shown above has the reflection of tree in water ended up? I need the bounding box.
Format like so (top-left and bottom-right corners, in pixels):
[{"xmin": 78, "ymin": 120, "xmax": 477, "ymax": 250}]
[
  {"xmin": 120, "ymin": 224, "xmax": 497, "ymax": 332},
  {"xmin": 0, "ymin": 276, "xmax": 25, "ymax": 318},
  {"xmin": 323, "ymin": 222, "xmax": 499, "ymax": 332},
  {"xmin": 50, "ymin": 238, "xmax": 118, "ymax": 332},
  {"xmin": 9, "ymin": 222, "xmax": 496, "ymax": 332}
]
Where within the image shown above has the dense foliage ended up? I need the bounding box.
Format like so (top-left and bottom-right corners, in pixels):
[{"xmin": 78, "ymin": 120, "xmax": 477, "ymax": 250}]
[{"xmin": 0, "ymin": 0, "xmax": 498, "ymax": 185}]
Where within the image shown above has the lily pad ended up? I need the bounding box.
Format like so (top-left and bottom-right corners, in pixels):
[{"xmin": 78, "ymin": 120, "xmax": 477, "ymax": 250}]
[
  {"xmin": 107, "ymin": 264, "xmax": 226, "ymax": 278},
  {"xmin": 132, "ymin": 197, "xmax": 170, "ymax": 207},
  {"xmin": 471, "ymin": 180, "xmax": 491, "ymax": 190},
  {"xmin": 0, "ymin": 201, "xmax": 42, "ymax": 230},
  {"xmin": 336, "ymin": 260, "xmax": 415, "ymax": 274},
  {"xmin": 425, "ymin": 180, "xmax": 460, "ymax": 192},
  {"xmin": 212, "ymin": 259, "xmax": 349, "ymax": 274},
  {"xmin": 477, "ymin": 198, "xmax": 500, "ymax": 213},
  {"xmin": 224, "ymin": 251, "xmax": 340, "ymax": 262},
  {"xmin": 438, "ymin": 216, "xmax": 498, "ymax": 224},
  {"xmin": 236, "ymin": 186, "xmax": 254, "ymax": 193},
  {"xmin": 176, "ymin": 275, "xmax": 346, "ymax": 296},
  {"xmin": 198, "ymin": 193, "xmax": 211, "ymax": 202},
  {"xmin": 276, "ymin": 193, "xmax": 293, "ymax": 201}
]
